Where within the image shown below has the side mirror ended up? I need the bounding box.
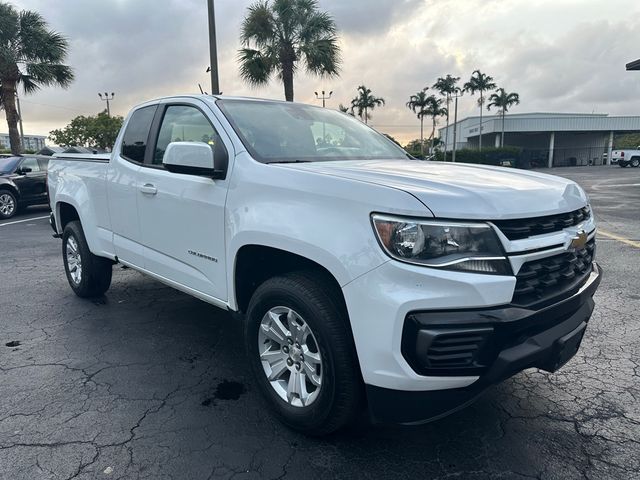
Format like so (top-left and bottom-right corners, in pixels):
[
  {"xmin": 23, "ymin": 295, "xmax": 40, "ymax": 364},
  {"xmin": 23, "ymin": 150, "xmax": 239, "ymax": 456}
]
[
  {"xmin": 18, "ymin": 167, "xmax": 32, "ymax": 174},
  {"xmin": 162, "ymin": 141, "xmax": 227, "ymax": 179}
]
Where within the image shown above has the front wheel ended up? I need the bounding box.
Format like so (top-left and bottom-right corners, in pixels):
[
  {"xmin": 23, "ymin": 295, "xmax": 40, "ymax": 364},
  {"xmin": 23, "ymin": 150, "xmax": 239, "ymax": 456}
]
[
  {"xmin": 62, "ymin": 220, "xmax": 112, "ymax": 297},
  {"xmin": 245, "ymin": 271, "xmax": 362, "ymax": 435}
]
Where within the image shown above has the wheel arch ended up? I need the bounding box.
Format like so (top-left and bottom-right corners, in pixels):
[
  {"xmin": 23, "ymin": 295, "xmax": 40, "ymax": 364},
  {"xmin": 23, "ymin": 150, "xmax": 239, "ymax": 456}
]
[
  {"xmin": 232, "ymin": 244, "xmax": 349, "ymax": 316},
  {"xmin": 0, "ymin": 183, "xmax": 20, "ymax": 200}
]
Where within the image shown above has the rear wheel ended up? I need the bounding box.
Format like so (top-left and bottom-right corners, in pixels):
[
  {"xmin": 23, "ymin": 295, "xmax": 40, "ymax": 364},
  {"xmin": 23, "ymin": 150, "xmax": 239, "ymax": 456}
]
[
  {"xmin": 619, "ymin": 161, "xmax": 628, "ymax": 168},
  {"xmin": 630, "ymin": 157, "xmax": 640, "ymax": 168},
  {"xmin": 245, "ymin": 271, "xmax": 362, "ymax": 436},
  {"xmin": 0, "ymin": 191, "xmax": 17, "ymax": 219},
  {"xmin": 62, "ymin": 220, "xmax": 112, "ymax": 297}
]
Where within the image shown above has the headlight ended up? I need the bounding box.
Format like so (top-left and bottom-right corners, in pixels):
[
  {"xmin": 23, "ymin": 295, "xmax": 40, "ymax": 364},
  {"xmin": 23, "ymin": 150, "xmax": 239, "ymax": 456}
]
[{"xmin": 371, "ymin": 214, "xmax": 511, "ymax": 275}]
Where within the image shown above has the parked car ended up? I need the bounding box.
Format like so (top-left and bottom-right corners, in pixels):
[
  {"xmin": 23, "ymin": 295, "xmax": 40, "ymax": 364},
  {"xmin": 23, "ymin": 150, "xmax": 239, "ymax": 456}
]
[
  {"xmin": 47, "ymin": 95, "xmax": 601, "ymax": 435},
  {"xmin": 611, "ymin": 147, "xmax": 640, "ymax": 167},
  {"xmin": 0, "ymin": 155, "xmax": 50, "ymax": 219}
]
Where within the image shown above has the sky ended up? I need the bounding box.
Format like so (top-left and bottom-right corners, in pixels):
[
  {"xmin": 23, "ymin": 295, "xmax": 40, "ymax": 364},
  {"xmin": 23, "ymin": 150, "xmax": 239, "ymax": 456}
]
[{"xmin": 8, "ymin": 0, "xmax": 640, "ymax": 145}]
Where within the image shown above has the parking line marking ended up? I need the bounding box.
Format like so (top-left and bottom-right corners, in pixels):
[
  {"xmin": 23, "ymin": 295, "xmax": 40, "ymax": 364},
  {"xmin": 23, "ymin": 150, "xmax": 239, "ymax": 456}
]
[
  {"xmin": 0, "ymin": 215, "xmax": 49, "ymax": 227},
  {"xmin": 597, "ymin": 229, "xmax": 640, "ymax": 249}
]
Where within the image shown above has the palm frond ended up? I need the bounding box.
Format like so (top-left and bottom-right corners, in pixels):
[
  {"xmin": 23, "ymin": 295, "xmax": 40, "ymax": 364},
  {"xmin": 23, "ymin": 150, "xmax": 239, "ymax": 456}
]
[
  {"xmin": 25, "ymin": 62, "xmax": 73, "ymax": 88},
  {"xmin": 300, "ymin": 37, "xmax": 340, "ymax": 76},
  {"xmin": 240, "ymin": 1, "xmax": 276, "ymax": 46},
  {"xmin": 237, "ymin": 47, "xmax": 275, "ymax": 85},
  {"xmin": 17, "ymin": 74, "xmax": 40, "ymax": 94}
]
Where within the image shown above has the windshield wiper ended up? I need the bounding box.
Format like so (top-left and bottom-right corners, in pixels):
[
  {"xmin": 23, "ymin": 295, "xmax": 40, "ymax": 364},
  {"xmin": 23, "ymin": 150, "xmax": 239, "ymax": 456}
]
[{"xmin": 267, "ymin": 159, "xmax": 312, "ymax": 164}]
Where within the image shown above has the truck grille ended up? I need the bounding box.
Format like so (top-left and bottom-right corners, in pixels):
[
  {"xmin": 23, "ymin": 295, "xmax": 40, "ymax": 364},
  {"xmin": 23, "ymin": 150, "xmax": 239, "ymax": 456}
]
[
  {"xmin": 493, "ymin": 207, "xmax": 591, "ymax": 240},
  {"xmin": 512, "ymin": 237, "xmax": 595, "ymax": 307}
]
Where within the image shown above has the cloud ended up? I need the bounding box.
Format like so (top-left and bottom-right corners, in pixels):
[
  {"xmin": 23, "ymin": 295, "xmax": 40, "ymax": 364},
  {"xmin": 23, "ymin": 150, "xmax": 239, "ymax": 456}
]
[{"xmin": 8, "ymin": 0, "xmax": 640, "ymax": 145}]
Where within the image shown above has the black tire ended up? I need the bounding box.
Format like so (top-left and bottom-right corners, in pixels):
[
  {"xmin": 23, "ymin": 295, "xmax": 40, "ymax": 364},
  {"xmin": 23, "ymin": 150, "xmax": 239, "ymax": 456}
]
[
  {"xmin": 619, "ymin": 162, "xmax": 628, "ymax": 168},
  {"xmin": 630, "ymin": 157, "xmax": 640, "ymax": 168},
  {"xmin": 245, "ymin": 271, "xmax": 363, "ymax": 436},
  {"xmin": 62, "ymin": 220, "xmax": 112, "ymax": 298},
  {"xmin": 0, "ymin": 190, "xmax": 18, "ymax": 219}
]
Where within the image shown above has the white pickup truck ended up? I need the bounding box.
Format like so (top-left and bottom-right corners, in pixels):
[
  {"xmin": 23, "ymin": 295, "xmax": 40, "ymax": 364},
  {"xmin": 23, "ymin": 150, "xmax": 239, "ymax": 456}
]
[
  {"xmin": 611, "ymin": 147, "xmax": 640, "ymax": 167},
  {"xmin": 48, "ymin": 95, "xmax": 601, "ymax": 435}
]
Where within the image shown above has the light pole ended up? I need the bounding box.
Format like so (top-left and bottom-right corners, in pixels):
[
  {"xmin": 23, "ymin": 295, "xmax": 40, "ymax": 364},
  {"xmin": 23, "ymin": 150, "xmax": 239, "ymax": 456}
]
[
  {"xmin": 98, "ymin": 92, "xmax": 115, "ymax": 116},
  {"xmin": 451, "ymin": 89, "xmax": 463, "ymax": 163},
  {"xmin": 207, "ymin": 0, "xmax": 220, "ymax": 95},
  {"xmin": 314, "ymin": 90, "xmax": 332, "ymax": 108}
]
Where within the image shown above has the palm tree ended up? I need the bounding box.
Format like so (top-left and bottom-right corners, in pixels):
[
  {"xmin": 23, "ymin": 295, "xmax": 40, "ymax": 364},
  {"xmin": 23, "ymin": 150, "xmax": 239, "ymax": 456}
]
[
  {"xmin": 487, "ymin": 88, "xmax": 520, "ymax": 147},
  {"xmin": 463, "ymin": 70, "xmax": 496, "ymax": 151},
  {"xmin": 238, "ymin": 0, "xmax": 340, "ymax": 102},
  {"xmin": 424, "ymin": 95, "xmax": 447, "ymax": 153},
  {"xmin": 432, "ymin": 75, "xmax": 460, "ymax": 152},
  {"xmin": 350, "ymin": 85, "xmax": 384, "ymax": 124},
  {"xmin": 0, "ymin": 3, "xmax": 74, "ymax": 154},
  {"xmin": 406, "ymin": 89, "xmax": 430, "ymax": 156}
]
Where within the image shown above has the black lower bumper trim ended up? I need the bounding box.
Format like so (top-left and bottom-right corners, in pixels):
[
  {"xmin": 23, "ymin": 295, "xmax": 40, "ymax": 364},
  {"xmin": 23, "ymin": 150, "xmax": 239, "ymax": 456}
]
[
  {"xmin": 49, "ymin": 212, "xmax": 61, "ymax": 238},
  {"xmin": 367, "ymin": 263, "xmax": 601, "ymax": 425}
]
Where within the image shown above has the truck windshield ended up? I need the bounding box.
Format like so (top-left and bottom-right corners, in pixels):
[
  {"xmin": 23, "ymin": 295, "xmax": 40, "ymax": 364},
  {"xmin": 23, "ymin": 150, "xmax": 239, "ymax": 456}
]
[
  {"xmin": 0, "ymin": 157, "xmax": 20, "ymax": 174},
  {"xmin": 217, "ymin": 99, "xmax": 408, "ymax": 163}
]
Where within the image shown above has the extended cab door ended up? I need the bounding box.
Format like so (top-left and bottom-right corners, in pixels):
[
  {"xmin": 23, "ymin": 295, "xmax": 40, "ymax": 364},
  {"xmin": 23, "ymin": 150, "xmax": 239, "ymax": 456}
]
[
  {"xmin": 136, "ymin": 101, "xmax": 230, "ymax": 302},
  {"xmin": 106, "ymin": 105, "xmax": 157, "ymax": 268}
]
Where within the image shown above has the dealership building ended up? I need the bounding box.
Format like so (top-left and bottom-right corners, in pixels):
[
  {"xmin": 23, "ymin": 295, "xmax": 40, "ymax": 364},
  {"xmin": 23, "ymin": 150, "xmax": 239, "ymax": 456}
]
[{"xmin": 438, "ymin": 112, "xmax": 640, "ymax": 167}]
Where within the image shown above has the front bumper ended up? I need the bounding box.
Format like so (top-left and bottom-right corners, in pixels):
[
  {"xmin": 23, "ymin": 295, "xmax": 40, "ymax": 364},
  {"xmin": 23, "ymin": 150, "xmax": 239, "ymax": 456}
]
[{"xmin": 366, "ymin": 263, "xmax": 601, "ymax": 424}]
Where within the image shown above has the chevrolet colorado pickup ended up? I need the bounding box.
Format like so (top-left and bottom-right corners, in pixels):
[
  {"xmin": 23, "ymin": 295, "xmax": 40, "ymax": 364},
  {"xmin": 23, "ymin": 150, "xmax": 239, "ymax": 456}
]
[{"xmin": 48, "ymin": 95, "xmax": 601, "ymax": 435}]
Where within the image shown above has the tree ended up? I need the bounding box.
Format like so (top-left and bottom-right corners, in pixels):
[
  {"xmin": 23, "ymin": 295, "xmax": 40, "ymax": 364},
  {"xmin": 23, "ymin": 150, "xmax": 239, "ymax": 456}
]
[
  {"xmin": 49, "ymin": 111, "xmax": 123, "ymax": 150},
  {"xmin": 432, "ymin": 74, "xmax": 460, "ymax": 151},
  {"xmin": 423, "ymin": 94, "xmax": 447, "ymax": 153},
  {"xmin": 337, "ymin": 103, "xmax": 352, "ymax": 115},
  {"xmin": 406, "ymin": 88, "xmax": 430, "ymax": 156},
  {"xmin": 383, "ymin": 133, "xmax": 402, "ymax": 146},
  {"xmin": 350, "ymin": 85, "xmax": 384, "ymax": 124},
  {"xmin": 463, "ymin": 70, "xmax": 496, "ymax": 151},
  {"xmin": 238, "ymin": 0, "xmax": 340, "ymax": 102},
  {"xmin": 0, "ymin": 3, "xmax": 74, "ymax": 154},
  {"xmin": 487, "ymin": 88, "xmax": 520, "ymax": 147}
]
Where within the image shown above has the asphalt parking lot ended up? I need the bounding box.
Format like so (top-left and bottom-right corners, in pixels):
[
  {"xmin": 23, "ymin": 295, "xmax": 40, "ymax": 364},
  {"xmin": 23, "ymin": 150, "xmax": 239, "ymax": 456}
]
[{"xmin": 1, "ymin": 165, "xmax": 638, "ymax": 480}]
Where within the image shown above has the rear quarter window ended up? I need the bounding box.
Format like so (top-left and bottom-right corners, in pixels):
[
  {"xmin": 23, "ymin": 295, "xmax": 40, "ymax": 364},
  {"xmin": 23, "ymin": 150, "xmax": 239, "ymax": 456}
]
[{"xmin": 121, "ymin": 105, "xmax": 157, "ymax": 163}]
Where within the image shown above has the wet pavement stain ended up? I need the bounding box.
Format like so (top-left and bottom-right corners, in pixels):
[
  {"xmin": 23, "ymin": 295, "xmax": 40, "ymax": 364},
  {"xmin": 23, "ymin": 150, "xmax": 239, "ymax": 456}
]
[
  {"xmin": 202, "ymin": 380, "xmax": 246, "ymax": 406},
  {"xmin": 5, "ymin": 340, "xmax": 21, "ymax": 347}
]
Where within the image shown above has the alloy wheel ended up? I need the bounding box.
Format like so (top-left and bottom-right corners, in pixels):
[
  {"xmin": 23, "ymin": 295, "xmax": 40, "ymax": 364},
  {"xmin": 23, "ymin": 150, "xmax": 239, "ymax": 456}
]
[
  {"xmin": 0, "ymin": 193, "xmax": 15, "ymax": 217},
  {"xmin": 66, "ymin": 236, "xmax": 82, "ymax": 285},
  {"xmin": 257, "ymin": 306, "xmax": 323, "ymax": 407}
]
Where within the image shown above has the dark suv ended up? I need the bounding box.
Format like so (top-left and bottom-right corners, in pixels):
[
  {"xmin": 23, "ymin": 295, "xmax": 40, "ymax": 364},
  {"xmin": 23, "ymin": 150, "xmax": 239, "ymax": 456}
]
[{"xmin": 0, "ymin": 155, "xmax": 50, "ymax": 219}]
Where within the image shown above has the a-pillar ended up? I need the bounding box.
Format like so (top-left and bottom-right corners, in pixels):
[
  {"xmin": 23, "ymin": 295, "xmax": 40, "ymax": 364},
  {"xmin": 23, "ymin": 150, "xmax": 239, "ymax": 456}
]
[
  {"xmin": 548, "ymin": 132, "xmax": 555, "ymax": 168},
  {"xmin": 607, "ymin": 131, "xmax": 614, "ymax": 165}
]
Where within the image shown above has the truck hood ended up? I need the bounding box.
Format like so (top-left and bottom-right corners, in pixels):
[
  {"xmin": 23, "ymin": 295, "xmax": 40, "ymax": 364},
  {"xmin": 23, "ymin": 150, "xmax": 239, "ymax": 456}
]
[{"xmin": 276, "ymin": 160, "xmax": 588, "ymax": 219}]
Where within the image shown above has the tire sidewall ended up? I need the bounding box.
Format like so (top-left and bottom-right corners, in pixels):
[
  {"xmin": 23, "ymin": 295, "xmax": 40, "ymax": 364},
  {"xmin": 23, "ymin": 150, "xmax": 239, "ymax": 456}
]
[
  {"xmin": 0, "ymin": 190, "xmax": 17, "ymax": 219},
  {"xmin": 62, "ymin": 222, "xmax": 88, "ymax": 296},
  {"xmin": 246, "ymin": 283, "xmax": 339, "ymax": 430}
]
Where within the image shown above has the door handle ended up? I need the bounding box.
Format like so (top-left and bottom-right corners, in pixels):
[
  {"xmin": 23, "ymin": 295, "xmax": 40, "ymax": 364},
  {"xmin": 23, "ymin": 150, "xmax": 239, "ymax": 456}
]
[{"xmin": 140, "ymin": 183, "xmax": 157, "ymax": 195}]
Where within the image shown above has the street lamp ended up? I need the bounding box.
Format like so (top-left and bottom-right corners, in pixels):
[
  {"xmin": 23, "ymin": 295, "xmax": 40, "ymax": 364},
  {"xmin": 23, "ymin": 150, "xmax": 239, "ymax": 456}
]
[
  {"xmin": 314, "ymin": 90, "xmax": 333, "ymax": 108},
  {"xmin": 98, "ymin": 92, "xmax": 115, "ymax": 116},
  {"xmin": 451, "ymin": 89, "xmax": 463, "ymax": 163}
]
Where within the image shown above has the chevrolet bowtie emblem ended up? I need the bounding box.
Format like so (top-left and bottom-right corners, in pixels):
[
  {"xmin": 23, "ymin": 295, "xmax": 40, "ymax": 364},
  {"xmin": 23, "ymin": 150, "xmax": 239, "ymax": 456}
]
[{"xmin": 569, "ymin": 230, "xmax": 588, "ymax": 251}]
